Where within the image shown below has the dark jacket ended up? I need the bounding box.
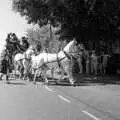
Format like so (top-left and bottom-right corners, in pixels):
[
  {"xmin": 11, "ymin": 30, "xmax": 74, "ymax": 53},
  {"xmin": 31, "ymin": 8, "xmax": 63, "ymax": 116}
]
[{"xmin": 0, "ymin": 56, "xmax": 10, "ymax": 74}]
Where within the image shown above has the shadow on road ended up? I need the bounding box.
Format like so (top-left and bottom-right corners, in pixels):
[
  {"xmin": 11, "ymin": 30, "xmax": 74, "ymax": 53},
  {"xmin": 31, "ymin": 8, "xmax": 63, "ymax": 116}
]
[
  {"xmin": 72, "ymin": 74, "xmax": 120, "ymax": 86},
  {"xmin": 39, "ymin": 74, "xmax": 120, "ymax": 87},
  {"xmin": 8, "ymin": 73, "xmax": 120, "ymax": 87},
  {"xmin": 6, "ymin": 82, "xmax": 26, "ymax": 85}
]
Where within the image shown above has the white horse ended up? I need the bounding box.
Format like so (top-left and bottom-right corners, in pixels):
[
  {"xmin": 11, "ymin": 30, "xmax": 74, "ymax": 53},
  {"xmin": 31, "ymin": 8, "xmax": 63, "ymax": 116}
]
[
  {"xmin": 29, "ymin": 40, "xmax": 78, "ymax": 85},
  {"xmin": 14, "ymin": 53, "xmax": 24, "ymax": 78},
  {"xmin": 14, "ymin": 46, "xmax": 34, "ymax": 80}
]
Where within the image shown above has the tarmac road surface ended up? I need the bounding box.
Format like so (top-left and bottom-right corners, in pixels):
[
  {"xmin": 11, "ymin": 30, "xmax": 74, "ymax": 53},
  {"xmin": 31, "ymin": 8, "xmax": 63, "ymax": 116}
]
[{"xmin": 0, "ymin": 78, "xmax": 120, "ymax": 120}]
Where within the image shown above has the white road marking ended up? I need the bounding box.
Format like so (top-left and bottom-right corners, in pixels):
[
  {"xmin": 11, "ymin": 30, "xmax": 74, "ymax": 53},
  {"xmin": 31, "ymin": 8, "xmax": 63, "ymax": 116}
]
[
  {"xmin": 58, "ymin": 95, "xmax": 71, "ymax": 103},
  {"xmin": 45, "ymin": 86, "xmax": 53, "ymax": 92},
  {"xmin": 82, "ymin": 110, "xmax": 101, "ymax": 120}
]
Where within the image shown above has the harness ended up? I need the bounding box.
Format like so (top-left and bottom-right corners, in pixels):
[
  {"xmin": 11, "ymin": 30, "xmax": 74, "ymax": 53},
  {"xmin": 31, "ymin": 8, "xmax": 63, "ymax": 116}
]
[
  {"xmin": 56, "ymin": 50, "xmax": 74, "ymax": 69},
  {"xmin": 55, "ymin": 51, "xmax": 72, "ymax": 73},
  {"xmin": 62, "ymin": 51, "xmax": 71, "ymax": 60},
  {"xmin": 42, "ymin": 51, "xmax": 69, "ymax": 73},
  {"xmin": 57, "ymin": 53, "xmax": 61, "ymax": 68},
  {"xmin": 24, "ymin": 52, "xmax": 31, "ymax": 61}
]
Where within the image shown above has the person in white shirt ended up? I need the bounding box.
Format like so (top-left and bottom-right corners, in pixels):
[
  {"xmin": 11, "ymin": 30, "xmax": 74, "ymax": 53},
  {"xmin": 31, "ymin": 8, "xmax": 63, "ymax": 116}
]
[{"xmin": 91, "ymin": 50, "xmax": 98, "ymax": 75}]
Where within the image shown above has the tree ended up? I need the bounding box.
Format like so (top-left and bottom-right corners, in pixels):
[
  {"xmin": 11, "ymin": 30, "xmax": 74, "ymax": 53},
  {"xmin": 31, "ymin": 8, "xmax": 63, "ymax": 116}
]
[
  {"xmin": 12, "ymin": 0, "xmax": 120, "ymax": 50},
  {"xmin": 26, "ymin": 25, "xmax": 61, "ymax": 52},
  {"xmin": 26, "ymin": 25, "xmax": 51, "ymax": 50},
  {"xmin": 26, "ymin": 27, "xmax": 42, "ymax": 45}
]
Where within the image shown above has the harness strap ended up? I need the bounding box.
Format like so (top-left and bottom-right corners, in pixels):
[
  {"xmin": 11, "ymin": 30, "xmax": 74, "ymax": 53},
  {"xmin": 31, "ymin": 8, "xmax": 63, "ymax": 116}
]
[
  {"xmin": 24, "ymin": 52, "xmax": 31, "ymax": 61},
  {"xmin": 57, "ymin": 53, "xmax": 61, "ymax": 68},
  {"xmin": 63, "ymin": 51, "xmax": 71, "ymax": 60}
]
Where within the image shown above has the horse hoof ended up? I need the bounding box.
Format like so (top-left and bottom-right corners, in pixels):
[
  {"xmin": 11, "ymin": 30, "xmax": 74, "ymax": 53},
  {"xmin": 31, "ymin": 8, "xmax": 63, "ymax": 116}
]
[
  {"xmin": 70, "ymin": 82, "xmax": 75, "ymax": 87},
  {"xmin": 72, "ymin": 84, "xmax": 76, "ymax": 87},
  {"xmin": 45, "ymin": 81, "xmax": 49, "ymax": 85}
]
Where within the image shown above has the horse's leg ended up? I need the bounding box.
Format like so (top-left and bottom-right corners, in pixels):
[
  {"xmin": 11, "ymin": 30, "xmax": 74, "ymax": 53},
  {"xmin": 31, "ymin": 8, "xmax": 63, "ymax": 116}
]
[
  {"xmin": 14, "ymin": 67, "xmax": 16, "ymax": 80},
  {"xmin": 51, "ymin": 67, "xmax": 54, "ymax": 81},
  {"xmin": 22, "ymin": 68, "xmax": 28, "ymax": 81},
  {"xmin": 64, "ymin": 62, "xmax": 74, "ymax": 86},
  {"xmin": 27, "ymin": 67, "xmax": 32, "ymax": 82},
  {"xmin": 42, "ymin": 69, "xmax": 48, "ymax": 84},
  {"xmin": 33, "ymin": 69, "xmax": 38, "ymax": 84},
  {"xmin": 6, "ymin": 69, "xmax": 10, "ymax": 84},
  {"xmin": 19, "ymin": 67, "xmax": 24, "ymax": 80},
  {"xmin": 14, "ymin": 62, "xmax": 17, "ymax": 80},
  {"xmin": 59, "ymin": 67, "xmax": 65, "ymax": 82},
  {"xmin": 59, "ymin": 59, "xmax": 70, "ymax": 83},
  {"xmin": 51, "ymin": 67, "xmax": 57, "ymax": 84},
  {"xmin": 18, "ymin": 67, "xmax": 21, "ymax": 80},
  {"xmin": 57, "ymin": 63, "xmax": 66, "ymax": 83},
  {"xmin": 18, "ymin": 72, "xmax": 21, "ymax": 80},
  {"xmin": 68, "ymin": 59, "xmax": 76, "ymax": 86},
  {"xmin": 68, "ymin": 68, "xmax": 75, "ymax": 86},
  {"xmin": 23, "ymin": 67, "xmax": 29, "ymax": 81},
  {"xmin": 0, "ymin": 73, "xmax": 3, "ymax": 80},
  {"xmin": 22, "ymin": 59, "xmax": 28, "ymax": 81},
  {"xmin": 25, "ymin": 61, "xmax": 32, "ymax": 82},
  {"xmin": 22, "ymin": 69, "xmax": 26, "ymax": 81}
]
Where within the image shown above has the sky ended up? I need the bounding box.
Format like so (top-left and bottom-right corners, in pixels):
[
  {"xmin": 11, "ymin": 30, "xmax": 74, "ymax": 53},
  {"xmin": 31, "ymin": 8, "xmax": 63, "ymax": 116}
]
[{"xmin": 0, "ymin": 0, "xmax": 32, "ymax": 53}]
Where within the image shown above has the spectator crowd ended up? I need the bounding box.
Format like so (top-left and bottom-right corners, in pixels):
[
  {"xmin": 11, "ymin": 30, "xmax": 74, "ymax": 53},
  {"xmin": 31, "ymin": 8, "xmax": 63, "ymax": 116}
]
[{"xmin": 75, "ymin": 47, "xmax": 119, "ymax": 76}]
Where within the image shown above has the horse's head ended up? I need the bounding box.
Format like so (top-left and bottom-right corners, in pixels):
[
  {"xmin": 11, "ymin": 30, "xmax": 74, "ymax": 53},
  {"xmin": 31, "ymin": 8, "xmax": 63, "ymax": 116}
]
[
  {"xmin": 63, "ymin": 39, "xmax": 79, "ymax": 55},
  {"xmin": 25, "ymin": 46, "xmax": 35, "ymax": 59}
]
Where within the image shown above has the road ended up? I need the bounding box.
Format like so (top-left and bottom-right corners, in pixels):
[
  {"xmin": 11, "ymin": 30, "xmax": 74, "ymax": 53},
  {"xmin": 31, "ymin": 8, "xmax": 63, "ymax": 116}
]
[{"xmin": 0, "ymin": 78, "xmax": 120, "ymax": 120}]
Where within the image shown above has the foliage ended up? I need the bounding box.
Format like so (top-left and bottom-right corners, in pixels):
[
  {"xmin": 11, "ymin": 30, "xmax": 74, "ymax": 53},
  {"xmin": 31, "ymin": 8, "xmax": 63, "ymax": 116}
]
[
  {"xmin": 12, "ymin": 0, "xmax": 120, "ymax": 52},
  {"xmin": 26, "ymin": 25, "xmax": 64, "ymax": 53}
]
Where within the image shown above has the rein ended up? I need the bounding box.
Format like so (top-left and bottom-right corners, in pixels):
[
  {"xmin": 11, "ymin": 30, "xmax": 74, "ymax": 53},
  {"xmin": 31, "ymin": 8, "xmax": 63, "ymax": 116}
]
[{"xmin": 57, "ymin": 53, "xmax": 61, "ymax": 68}]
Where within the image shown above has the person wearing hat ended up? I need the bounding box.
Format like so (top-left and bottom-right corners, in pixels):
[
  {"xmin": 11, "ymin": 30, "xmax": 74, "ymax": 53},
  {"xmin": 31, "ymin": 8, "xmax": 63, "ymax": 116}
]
[
  {"xmin": 21, "ymin": 37, "xmax": 29, "ymax": 51},
  {"xmin": 17, "ymin": 37, "xmax": 29, "ymax": 53}
]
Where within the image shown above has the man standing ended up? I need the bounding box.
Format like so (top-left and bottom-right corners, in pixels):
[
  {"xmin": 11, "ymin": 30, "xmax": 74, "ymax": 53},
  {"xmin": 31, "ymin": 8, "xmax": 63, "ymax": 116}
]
[
  {"xmin": 91, "ymin": 50, "xmax": 98, "ymax": 75},
  {"xmin": 0, "ymin": 51, "xmax": 10, "ymax": 83},
  {"xmin": 77, "ymin": 49, "xmax": 83, "ymax": 74},
  {"xmin": 19, "ymin": 37, "xmax": 29, "ymax": 52}
]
